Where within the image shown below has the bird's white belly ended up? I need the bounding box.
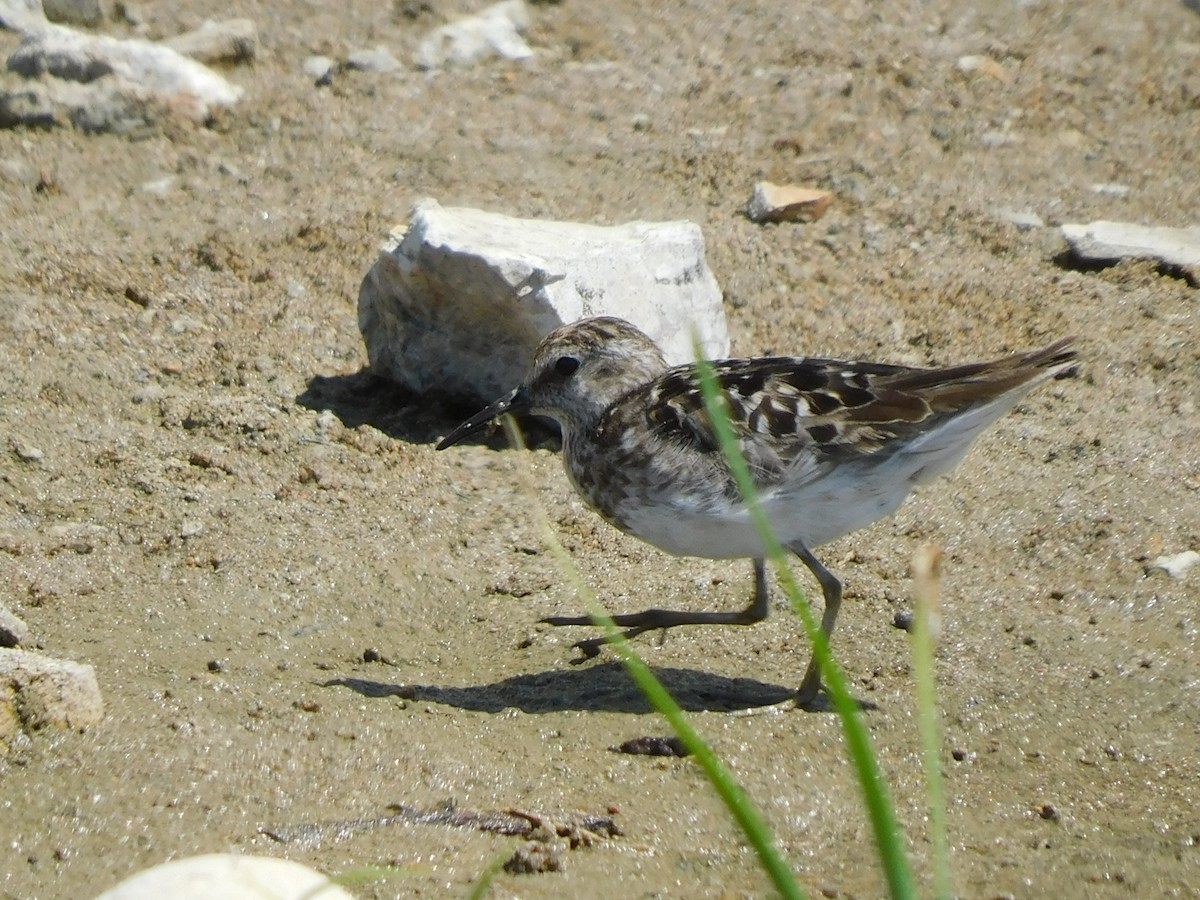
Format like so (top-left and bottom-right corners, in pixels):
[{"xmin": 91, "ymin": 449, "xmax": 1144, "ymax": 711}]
[{"xmin": 619, "ymin": 468, "xmax": 917, "ymax": 560}]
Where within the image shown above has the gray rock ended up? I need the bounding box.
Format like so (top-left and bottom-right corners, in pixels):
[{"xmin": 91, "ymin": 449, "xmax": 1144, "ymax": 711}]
[
  {"xmin": 992, "ymin": 207, "xmax": 1045, "ymax": 231},
  {"xmin": 0, "ymin": 606, "xmax": 29, "ymax": 647},
  {"xmin": 414, "ymin": 0, "xmax": 533, "ymax": 70},
  {"xmin": 0, "ymin": 648, "xmax": 104, "ymax": 739},
  {"xmin": 5, "ymin": 23, "xmax": 243, "ymax": 124},
  {"xmin": 0, "ymin": 71, "xmax": 149, "ymax": 132},
  {"xmin": 359, "ymin": 199, "xmax": 729, "ymax": 403},
  {"xmin": 163, "ymin": 18, "xmax": 258, "ymax": 66},
  {"xmin": 1061, "ymin": 220, "xmax": 1200, "ymax": 270},
  {"xmin": 345, "ymin": 46, "xmax": 400, "ymax": 73},
  {"xmin": 42, "ymin": 0, "xmax": 105, "ymax": 27}
]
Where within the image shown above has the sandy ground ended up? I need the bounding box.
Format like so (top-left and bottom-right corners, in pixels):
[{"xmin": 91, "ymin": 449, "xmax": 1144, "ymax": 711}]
[{"xmin": 2, "ymin": 1, "xmax": 1199, "ymax": 897}]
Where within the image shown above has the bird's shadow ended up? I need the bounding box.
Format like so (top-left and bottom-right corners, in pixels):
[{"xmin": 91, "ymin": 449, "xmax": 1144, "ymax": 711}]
[
  {"xmin": 322, "ymin": 661, "xmax": 868, "ymax": 714},
  {"xmin": 296, "ymin": 369, "xmax": 558, "ymax": 448}
]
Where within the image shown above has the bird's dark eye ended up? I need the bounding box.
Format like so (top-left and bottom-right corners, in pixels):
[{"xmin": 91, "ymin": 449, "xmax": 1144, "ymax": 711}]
[{"xmin": 554, "ymin": 356, "xmax": 580, "ymax": 377}]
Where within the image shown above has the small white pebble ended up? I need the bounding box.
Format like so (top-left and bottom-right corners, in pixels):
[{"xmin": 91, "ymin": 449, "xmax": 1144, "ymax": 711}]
[
  {"xmin": 13, "ymin": 443, "xmax": 44, "ymax": 462},
  {"xmin": 1147, "ymin": 551, "xmax": 1200, "ymax": 580}
]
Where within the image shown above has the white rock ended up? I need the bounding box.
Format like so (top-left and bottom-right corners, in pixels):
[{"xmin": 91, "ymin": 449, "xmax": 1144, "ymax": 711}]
[
  {"xmin": 359, "ymin": 199, "xmax": 729, "ymax": 402},
  {"xmin": 0, "ymin": 648, "xmax": 104, "ymax": 733},
  {"xmin": 96, "ymin": 854, "xmax": 354, "ymax": 900},
  {"xmin": 164, "ymin": 18, "xmax": 258, "ymax": 66},
  {"xmin": 1147, "ymin": 550, "xmax": 1200, "ymax": 580},
  {"xmin": 1061, "ymin": 220, "xmax": 1200, "ymax": 269},
  {"xmin": 0, "ymin": 0, "xmax": 45, "ymax": 32},
  {"xmin": 302, "ymin": 54, "xmax": 333, "ymax": 84},
  {"xmin": 1090, "ymin": 182, "xmax": 1130, "ymax": 198},
  {"xmin": 7, "ymin": 23, "xmax": 243, "ymax": 120},
  {"xmin": 415, "ymin": 0, "xmax": 533, "ymax": 70}
]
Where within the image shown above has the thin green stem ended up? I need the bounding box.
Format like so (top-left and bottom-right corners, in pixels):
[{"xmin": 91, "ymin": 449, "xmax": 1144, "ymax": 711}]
[
  {"xmin": 911, "ymin": 545, "xmax": 952, "ymax": 899},
  {"xmin": 691, "ymin": 352, "xmax": 917, "ymax": 900}
]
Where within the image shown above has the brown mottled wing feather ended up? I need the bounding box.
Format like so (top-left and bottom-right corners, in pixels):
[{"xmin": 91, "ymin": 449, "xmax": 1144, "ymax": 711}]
[{"xmin": 635, "ymin": 339, "xmax": 1076, "ymax": 483}]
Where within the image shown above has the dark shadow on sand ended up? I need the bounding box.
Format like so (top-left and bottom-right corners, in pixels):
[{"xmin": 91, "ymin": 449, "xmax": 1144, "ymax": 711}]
[
  {"xmin": 296, "ymin": 369, "xmax": 560, "ymax": 448},
  {"xmin": 323, "ymin": 661, "xmax": 802, "ymax": 714}
]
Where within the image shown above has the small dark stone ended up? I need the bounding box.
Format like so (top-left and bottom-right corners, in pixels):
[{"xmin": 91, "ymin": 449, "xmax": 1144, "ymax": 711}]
[
  {"xmin": 363, "ymin": 647, "xmax": 382, "ymax": 662},
  {"xmin": 892, "ymin": 609, "xmax": 914, "ymax": 632},
  {"xmin": 206, "ymin": 659, "xmax": 225, "ymax": 673},
  {"xmin": 504, "ymin": 841, "xmax": 565, "ymax": 874},
  {"xmin": 613, "ymin": 735, "xmax": 690, "ymax": 757},
  {"xmin": 951, "ymin": 748, "xmax": 966, "ymax": 761}
]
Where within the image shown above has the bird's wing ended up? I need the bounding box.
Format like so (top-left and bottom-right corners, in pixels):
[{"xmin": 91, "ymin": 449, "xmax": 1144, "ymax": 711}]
[{"xmin": 630, "ymin": 340, "xmax": 1075, "ymax": 486}]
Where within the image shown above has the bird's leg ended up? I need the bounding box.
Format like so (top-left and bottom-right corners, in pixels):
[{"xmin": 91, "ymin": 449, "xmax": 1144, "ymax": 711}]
[
  {"xmin": 541, "ymin": 559, "xmax": 771, "ymax": 660},
  {"xmin": 788, "ymin": 542, "xmax": 843, "ymax": 709}
]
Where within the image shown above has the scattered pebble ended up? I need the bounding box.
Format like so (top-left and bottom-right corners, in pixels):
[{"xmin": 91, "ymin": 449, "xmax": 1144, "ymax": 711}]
[
  {"xmin": 1035, "ymin": 802, "xmax": 1061, "ymax": 822},
  {"xmin": 215, "ymin": 159, "xmax": 248, "ymax": 183},
  {"xmin": 504, "ymin": 841, "xmax": 565, "ymax": 874},
  {"xmin": 164, "ymin": 18, "xmax": 259, "ymax": 66},
  {"xmin": 414, "ymin": 0, "xmax": 533, "ymax": 70},
  {"xmin": 1061, "ymin": 220, "xmax": 1200, "ymax": 270},
  {"xmin": 140, "ymin": 176, "xmax": 176, "ymax": 196},
  {"xmin": 1090, "ymin": 183, "xmax": 1130, "ymax": 198},
  {"xmin": 345, "ymin": 47, "xmax": 401, "ymax": 73},
  {"xmin": 1146, "ymin": 550, "xmax": 1200, "ymax": 580},
  {"xmin": 179, "ymin": 519, "xmax": 205, "ymax": 539},
  {"xmin": 956, "ymin": 54, "xmax": 1012, "ymax": 82},
  {"xmin": 891, "ymin": 609, "xmax": 914, "ymax": 632},
  {"xmin": 303, "ymin": 55, "xmax": 335, "ymax": 86},
  {"xmin": 11, "ymin": 441, "xmax": 43, "ymax": 462},
  {"xmin": 746, "ymin": 181, "xmax": 833, "ymax": 224},
  {"xmin": 980, "ymin": 130, "xmax": 1019, "ymax": 148},
  {"xmin": 0, "ymin": 607, "xmax": 30, "ymax": 648},
  {"xmin": 992, "ymin": 207, "xmax": 1044, "ymax": 231},
  {"xmin": 0, "ymin": 156, "xmax": 39, "ymax": 187},
  {"xmin": 0, "ymin": 648, "xmax": 105, "ymax": 737},
  {"xmin": 613, "ymin": 735, "xmax": 690, "ymax": 757}
]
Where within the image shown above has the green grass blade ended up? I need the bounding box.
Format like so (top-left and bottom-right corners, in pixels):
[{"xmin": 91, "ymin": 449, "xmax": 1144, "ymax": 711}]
[
  {"xmin": 690, "ymin": 349, "xmax": 917, "ymax": 900},
  {"xmin": 464, "ymin": 851, "xmax": 508, "ymax": 900},
  {"xmin": 502, "ymin": 417, "xmax": 807, "ymax": 900}
]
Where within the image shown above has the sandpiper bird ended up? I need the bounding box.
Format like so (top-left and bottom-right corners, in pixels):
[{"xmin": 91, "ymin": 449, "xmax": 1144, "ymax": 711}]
[{"xmin": 437, "ymin": 317, "xmax": 1076, "ymax": 706}]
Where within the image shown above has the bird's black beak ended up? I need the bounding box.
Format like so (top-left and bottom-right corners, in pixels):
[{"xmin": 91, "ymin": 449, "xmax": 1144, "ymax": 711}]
[{"xmin": 435, "ymin": 385, "xmax": 530, "ymax": 450}]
